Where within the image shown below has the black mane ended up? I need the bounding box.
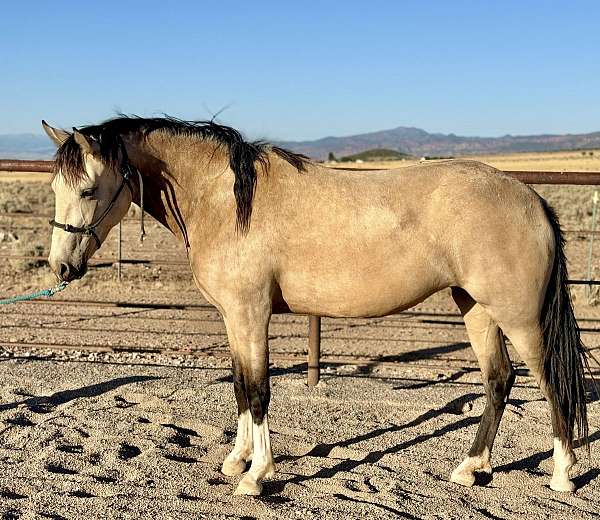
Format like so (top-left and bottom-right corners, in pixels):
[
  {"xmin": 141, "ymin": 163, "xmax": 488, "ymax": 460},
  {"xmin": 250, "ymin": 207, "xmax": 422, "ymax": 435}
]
[{"xmin": 54, "ymin": 115, "xmax": 309, "ymax": 233}]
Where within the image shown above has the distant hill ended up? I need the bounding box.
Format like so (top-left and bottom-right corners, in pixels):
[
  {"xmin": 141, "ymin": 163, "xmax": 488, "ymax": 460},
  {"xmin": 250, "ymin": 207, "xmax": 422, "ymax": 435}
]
[
  {"xmin": 338, "ymin": 148, "xmax": 415, "ymax": 162},
  {"xmin": 0, "ymin": 134, "xmax": 55, "ymax": 159},
  {"xmin": 3, "ymin": 126, "xmax": 600, "ymax": 161},
  {"xmin": 277, "ymin": 127, "xmax": 600, "ymax": 160}
]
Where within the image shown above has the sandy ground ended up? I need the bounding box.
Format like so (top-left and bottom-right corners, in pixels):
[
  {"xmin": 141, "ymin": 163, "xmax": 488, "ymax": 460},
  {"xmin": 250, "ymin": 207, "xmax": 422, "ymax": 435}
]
[
  {"xmin": 0, "ymin": 154, "xmax": 599, "ymax": 519},
  {"xmin": 0, "ymin": 298, "xmax": 598, "ymax": 520},
  {"xmin": 0, "ymin": 288, "xmax": 598, "ymax": 519}
]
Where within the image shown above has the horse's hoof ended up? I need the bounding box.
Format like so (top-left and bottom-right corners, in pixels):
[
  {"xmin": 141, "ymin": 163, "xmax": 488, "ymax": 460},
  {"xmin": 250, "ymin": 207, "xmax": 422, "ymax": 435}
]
[
  {"xmin": 234, "ymin": 475, "xmax": 262, "ymax": 496},
  {"xmin": 450, "ymin": 468, "xmax": 476, "ymax": 487},
  {"xmin": 221, "ymin": 457, "xmax": 246, "ymax": 476},
  {"xmin": 550, "ymin": 476, "xmax": 576, "ymax": 493}
]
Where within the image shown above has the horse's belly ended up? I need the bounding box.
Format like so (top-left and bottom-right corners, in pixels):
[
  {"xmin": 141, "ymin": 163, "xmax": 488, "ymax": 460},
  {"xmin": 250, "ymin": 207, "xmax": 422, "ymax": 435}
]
[{"xmin": 278, "ymin": 261, "xmax": 447, "ymax": 318}]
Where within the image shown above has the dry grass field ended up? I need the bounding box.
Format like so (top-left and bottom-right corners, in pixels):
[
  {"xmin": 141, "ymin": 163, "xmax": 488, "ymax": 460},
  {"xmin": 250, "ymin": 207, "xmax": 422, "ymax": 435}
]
[
  {"xmin": 0, "ymin": 150, "xmax": 599, "ymax": 519},
  {"xmin": 328, "ymin": 149, "xmax": 600, "ymax": 172},
  {"xmin": 0, "ymin": 171, "xmax": 50, "ymax": 183}
]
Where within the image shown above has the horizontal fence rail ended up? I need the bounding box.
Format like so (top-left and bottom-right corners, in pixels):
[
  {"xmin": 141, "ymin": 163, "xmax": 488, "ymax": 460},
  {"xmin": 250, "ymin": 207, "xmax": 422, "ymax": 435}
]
[
  {"xmin": 3, "ymin": 158, "xmax": 600, "ymax": 385},
  {"xmin": 505, "ymin": 170, "xmax": 600, "ymax": 185},
  {"xmin": 4, "ymin": 158, "xmax": 600, "ymax": 184},
  {"xmin": 3, "ymin": 254, "xmax": 600, "ymax": 286},
  {"xmin": 0, "ymin": 159, "xmax": 54, "ymax": 173}
]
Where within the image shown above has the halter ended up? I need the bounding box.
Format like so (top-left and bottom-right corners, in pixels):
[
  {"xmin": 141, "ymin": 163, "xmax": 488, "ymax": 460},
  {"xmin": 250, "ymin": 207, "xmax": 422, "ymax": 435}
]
[{"xmin": 49, "ymin": 167, "xmax": 133, "ymax": 249}]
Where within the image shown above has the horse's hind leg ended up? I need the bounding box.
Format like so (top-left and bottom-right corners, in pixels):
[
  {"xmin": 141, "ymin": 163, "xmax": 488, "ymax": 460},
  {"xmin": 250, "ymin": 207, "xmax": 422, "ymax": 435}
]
[
  {"xmin": 500, "ymin": 324, "xmax": 577, "ymax": 492},
  {"xmin": 450, "ymin": 288, "xmax": 515, "ymax": 487}
]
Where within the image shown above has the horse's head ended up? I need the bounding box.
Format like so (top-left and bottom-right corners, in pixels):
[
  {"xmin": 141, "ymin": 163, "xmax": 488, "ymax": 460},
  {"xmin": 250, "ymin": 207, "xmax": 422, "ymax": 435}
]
[{"xmin": 42, "ymin": 121, "xmax": 133, "ymax": 282}]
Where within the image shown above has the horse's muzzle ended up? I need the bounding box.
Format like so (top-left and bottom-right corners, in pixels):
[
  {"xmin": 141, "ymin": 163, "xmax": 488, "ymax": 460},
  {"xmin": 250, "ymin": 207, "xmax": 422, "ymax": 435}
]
[{"xmin": 51, "ymin": 260, "xmax": 87, "ymax": 282}]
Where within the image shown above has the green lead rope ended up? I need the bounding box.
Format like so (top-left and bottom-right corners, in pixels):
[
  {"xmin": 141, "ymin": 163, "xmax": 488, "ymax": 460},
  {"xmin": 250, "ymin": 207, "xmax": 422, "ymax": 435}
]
[{"xmin": 0, "ymin": 281, "xmax": 69, "ymax": 305}]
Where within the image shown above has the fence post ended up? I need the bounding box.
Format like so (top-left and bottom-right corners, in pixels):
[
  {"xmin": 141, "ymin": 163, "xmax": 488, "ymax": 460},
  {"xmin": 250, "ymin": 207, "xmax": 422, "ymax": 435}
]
[
  {"xmin": 308, "ymin": 315, "xmax": 321, "ymax": 386},
  {"xmin": 586, "ymin": 190, "xmax": 599, "ymax": 301},
  {"xmin": 117, "ymin": 221, "xmax": 122, "ymax": 281}
]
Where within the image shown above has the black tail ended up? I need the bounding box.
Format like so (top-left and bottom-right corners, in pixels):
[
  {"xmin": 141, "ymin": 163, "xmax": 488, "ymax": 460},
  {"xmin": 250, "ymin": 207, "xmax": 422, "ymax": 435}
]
[{"xmin": 540, "ymin": 200, "xmax": 588, "ymax": 447}]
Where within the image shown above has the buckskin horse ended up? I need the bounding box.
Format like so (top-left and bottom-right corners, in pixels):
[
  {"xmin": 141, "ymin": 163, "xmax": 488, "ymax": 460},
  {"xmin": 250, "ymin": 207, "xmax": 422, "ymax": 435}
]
[{"xmin": 42, "ymin": 116, "xmax": 588, "ymax": 496}]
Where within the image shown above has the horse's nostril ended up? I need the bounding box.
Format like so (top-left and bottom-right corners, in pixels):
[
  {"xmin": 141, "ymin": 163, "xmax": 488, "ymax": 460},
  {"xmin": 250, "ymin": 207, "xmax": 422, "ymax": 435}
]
[{"xmin": 59, "ymin": 262, "xmax": 71, "ymax": 280}]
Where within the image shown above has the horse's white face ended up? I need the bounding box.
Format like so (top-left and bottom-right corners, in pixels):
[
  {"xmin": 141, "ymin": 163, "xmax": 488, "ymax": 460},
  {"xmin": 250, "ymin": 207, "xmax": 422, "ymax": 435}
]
[{"xmin": 43, "ymin": 122, "xmax": 132, "ymax": 282}]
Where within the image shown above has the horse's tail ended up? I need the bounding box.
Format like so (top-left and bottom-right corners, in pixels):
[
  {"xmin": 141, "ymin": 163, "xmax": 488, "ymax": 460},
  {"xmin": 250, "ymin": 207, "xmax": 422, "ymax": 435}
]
[{"xmin": 540, "ymin": 199, "xmax": 588, "ymax": 447}]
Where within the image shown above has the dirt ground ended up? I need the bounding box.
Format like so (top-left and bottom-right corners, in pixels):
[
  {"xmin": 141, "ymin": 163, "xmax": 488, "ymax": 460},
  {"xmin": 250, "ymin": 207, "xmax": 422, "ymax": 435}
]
[{"xmin": 0, "ymin": 155, "xmax": 599, "ymax": 519}]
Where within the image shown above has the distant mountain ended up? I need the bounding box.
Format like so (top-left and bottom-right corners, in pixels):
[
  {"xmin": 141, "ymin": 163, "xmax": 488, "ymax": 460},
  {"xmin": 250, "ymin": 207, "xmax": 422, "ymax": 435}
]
[
  {"xmin": 3, "ymin": 126, "xmax": 600, "ymax": 162},
  {"xmin": 277, "ymin": 127, "xmax": 600, "ymax": 160},
  {"xmin": 0, "ymin": 134, "xmax": 55, "ymax": 159}
]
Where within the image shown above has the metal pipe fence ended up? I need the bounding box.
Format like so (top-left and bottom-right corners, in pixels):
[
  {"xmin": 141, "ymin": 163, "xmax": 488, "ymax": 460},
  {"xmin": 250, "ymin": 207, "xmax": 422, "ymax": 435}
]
[
  {"xmin": 2, "ymin": 158, "xmax": 600, "ymax": 385},
  {"xmin": 0, "ymin": 159, "xmax": 53, "ymax": 172}
]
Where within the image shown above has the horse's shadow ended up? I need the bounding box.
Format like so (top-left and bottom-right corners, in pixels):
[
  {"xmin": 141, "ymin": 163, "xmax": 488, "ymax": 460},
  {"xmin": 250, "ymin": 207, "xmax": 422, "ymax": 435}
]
[
  {"xmin": 268, "ymin": 391, "xmax": 482, "ymax": 494},
  {"xmin": 492, "ymin": 375, "xmax": 600, "ymax": 483},
  {"xmin": 267, "ymin": 388, "xmax": 600, "ymax": 496},
  {"xmin": 494, "ymin": 428, "xmax": 600, "ymax": 483},
  {"xmin": 0, "ymin": 375, "xmax": 160, "ymax": 414}
]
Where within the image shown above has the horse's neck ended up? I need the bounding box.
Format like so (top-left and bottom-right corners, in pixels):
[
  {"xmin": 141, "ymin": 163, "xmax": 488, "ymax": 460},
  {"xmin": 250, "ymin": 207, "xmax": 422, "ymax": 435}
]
[{"xmin": 126, "ymin": 133, "xmax": 229, "ymax": 245}]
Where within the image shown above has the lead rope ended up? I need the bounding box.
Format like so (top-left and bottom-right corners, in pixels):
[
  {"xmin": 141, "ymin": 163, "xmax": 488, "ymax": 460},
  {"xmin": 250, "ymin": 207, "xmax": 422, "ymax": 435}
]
[
  {"xmin": 137, "ymin": 169, "xmax": 146, "ymax": 243},
  {"xmin": 0, "ymin": 281, "xmax": 69, "ymax": 305}
]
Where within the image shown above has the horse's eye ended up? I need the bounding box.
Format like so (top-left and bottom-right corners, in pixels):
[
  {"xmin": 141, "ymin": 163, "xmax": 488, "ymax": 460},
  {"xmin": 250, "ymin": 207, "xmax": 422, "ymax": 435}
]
[{"xmin": 81, "ymin": 187, "xmax": 97, "ymax": 199}]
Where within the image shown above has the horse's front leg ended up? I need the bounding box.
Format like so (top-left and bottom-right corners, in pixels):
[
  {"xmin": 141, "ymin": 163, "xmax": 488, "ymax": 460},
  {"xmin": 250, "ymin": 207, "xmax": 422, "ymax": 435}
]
[
  {"xmin": 221, "ymin": 352, "xmax": 253, "ymax": 477},
  {"xmin": 221, "ymin": 306, "xmax": 275, "ymax": 496}
]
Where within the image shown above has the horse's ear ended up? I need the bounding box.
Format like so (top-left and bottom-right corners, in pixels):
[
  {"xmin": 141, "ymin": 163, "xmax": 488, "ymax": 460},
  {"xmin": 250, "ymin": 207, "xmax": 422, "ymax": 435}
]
[
  {"xmin": 72, "ymin": 128, "xmax": 100, "ymax": 155},
  {"xmin": 41, "ymin": 120, "xmax": 70, "ymax": 147}
]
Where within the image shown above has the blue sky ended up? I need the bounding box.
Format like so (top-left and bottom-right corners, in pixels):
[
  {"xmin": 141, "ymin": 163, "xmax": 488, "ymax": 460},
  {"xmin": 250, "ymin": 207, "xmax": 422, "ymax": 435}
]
[{"xmin": 1, "ymin": 1, "xmax": 599, "ymax": 140}]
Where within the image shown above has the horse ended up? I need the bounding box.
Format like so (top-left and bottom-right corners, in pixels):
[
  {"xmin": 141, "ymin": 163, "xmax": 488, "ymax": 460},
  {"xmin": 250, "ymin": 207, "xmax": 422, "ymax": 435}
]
[{"xmin": 41, "ymin": 115, "xmax": 588, "ymax": 496}]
